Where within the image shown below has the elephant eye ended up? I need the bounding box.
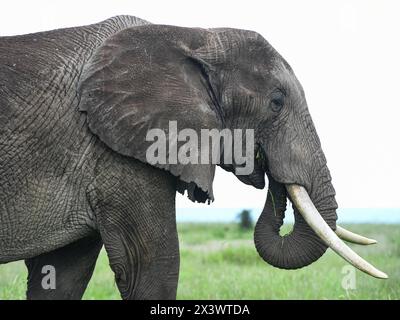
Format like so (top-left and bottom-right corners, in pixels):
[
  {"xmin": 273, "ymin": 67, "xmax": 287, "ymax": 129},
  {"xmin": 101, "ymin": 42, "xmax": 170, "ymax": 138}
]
[{"xmin": 269, "ymin": 90, "xmax": 285, "ymax": 112}]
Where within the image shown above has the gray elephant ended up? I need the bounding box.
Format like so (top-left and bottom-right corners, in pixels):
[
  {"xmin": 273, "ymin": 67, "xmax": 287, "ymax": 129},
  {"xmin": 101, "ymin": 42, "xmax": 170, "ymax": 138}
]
[{"xmin": 0, "ymin": 15, "xmax": 386, "ymax": 300}]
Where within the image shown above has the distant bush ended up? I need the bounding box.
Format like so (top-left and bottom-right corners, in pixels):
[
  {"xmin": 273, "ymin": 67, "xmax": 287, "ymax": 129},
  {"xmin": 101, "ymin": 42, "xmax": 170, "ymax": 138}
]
[{"xmin": 237, "ymin": 209, "xmax": 253, "ymax": 230}]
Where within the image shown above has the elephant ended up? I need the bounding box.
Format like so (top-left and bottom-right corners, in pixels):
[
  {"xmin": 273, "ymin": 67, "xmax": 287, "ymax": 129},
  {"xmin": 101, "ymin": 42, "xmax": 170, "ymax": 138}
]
[{"xmin": 0, "ymin": 15, "xmax": 387, "ymax": 300}]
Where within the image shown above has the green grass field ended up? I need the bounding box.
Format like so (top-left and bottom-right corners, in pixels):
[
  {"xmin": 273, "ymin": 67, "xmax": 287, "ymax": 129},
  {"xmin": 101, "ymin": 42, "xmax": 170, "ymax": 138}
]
[{"xmin": 0, "ymin": 224, "xmax": 398, "ymax": 300}]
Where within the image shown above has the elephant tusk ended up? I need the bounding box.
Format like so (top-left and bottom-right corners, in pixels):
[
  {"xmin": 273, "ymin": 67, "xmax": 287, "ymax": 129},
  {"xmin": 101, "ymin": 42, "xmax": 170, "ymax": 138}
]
[
  {"xmin": 335, "ymin": 226, "xmax": 377, "ymax": 245},
  {"xmin": 286, "ymin": 184, "xmax": 388, "ymax": 279}
]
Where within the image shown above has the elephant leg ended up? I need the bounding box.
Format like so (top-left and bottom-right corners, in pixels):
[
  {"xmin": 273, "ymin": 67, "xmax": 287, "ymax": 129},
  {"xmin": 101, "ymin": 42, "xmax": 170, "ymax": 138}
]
[
  {"xmin": 92, "ymin": 158, "xmax": 179, "ymax": 300},
  {"xmin": 25, "ymin": 234, "xmax": 102, "ymax": 300},
  {"xmin": 96, "ymin": 196, "xmax": 180, "ymax": 300}
]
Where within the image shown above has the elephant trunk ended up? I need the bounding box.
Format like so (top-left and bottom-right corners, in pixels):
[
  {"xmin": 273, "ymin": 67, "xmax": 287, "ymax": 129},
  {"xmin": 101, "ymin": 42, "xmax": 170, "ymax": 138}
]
[
  {"xmin": 254, "ymin": 174, "xmax": 335, "ymax": 269},
  {"xmin": 254, "ymin": 166, "xmax": 388, "ymax": 278}
]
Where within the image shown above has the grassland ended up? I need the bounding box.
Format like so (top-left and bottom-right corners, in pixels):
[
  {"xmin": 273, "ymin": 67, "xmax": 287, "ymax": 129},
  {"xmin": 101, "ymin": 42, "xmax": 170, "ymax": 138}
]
[{"xmin": 0, "ymin": 224, "xmax": 398, "ymax": 299}]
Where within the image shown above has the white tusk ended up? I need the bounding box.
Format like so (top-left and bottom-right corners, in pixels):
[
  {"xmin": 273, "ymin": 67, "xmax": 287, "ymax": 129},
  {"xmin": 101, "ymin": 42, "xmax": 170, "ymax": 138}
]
[
  {"xmin": 286, "ymin": 184, "xmax": 388, "ymax": 279},
  {"xmin": 335, "ymin": 226, "xmax": 377, "ymax": 245}
]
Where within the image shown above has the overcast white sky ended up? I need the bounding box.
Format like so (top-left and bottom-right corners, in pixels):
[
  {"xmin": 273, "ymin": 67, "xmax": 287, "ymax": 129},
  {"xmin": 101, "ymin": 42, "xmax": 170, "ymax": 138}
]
[{"xmin": 1, "ymin": 0, "xmax": 399, "ymax": 209}]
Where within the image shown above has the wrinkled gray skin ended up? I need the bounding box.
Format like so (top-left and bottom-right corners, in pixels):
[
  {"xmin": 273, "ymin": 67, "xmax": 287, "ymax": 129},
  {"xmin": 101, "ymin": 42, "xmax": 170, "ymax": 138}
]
[{"xmin": 0, "ymin": 16, "xmax": 338, "ymax": 299}]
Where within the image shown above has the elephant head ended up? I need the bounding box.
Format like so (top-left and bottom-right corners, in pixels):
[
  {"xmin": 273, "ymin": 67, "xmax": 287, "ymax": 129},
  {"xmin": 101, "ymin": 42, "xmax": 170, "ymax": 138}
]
[{"xmin": 78, "ymin": 24, "xmax": 387, "ymax": 278}]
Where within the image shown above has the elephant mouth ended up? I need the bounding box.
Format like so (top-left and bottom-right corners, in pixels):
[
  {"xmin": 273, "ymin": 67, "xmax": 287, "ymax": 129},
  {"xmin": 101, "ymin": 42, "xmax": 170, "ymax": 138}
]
[
  {"xmin": 220, "ymin": 143, "xmax": 266, "ymax": 189},
  {"xmin": 252, "ymin": 145, "xmax": 387, "ymax": 279},
  {"xmin": 231, "ymin": 143, "xmax": 267, "ymax": 189}
]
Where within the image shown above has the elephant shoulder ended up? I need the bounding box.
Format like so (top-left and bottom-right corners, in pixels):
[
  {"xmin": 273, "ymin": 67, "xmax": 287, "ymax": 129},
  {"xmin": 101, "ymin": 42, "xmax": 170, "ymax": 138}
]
[{"xmin": 0, "ymin": 15, "xmax": 150, "ymax": 113}]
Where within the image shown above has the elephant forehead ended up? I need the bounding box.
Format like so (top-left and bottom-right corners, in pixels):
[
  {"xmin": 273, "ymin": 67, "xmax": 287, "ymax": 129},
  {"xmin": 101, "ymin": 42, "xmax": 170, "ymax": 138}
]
[{"xmin": 272, "ymin": 58, "xmax": 304, "ymax": 99}]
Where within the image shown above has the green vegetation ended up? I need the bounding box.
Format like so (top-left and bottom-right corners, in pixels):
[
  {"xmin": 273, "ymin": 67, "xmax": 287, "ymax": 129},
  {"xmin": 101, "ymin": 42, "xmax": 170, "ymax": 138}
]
[{"xmin": 0, "ymin": 224, "xmax": 398, "ymax": 300}]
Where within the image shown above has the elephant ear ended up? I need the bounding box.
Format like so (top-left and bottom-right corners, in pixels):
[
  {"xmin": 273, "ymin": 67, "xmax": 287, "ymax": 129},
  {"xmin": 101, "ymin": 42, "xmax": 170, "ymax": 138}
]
[{"xmin": 78, "ymin": 25, "xmax": 223, "ymax": 203}]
